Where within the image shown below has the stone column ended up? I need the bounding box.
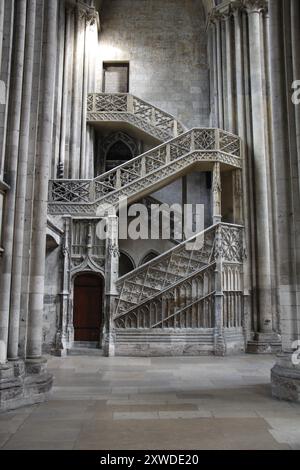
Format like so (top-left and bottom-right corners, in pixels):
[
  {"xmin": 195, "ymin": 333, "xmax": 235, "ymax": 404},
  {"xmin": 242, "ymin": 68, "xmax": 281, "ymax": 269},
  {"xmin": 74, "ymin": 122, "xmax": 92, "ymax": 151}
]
[
  {"xmin": 69, "ymin": 6, "xmax": 85, "ymax": 179},
  {"xmin": 245, "ymin": 0, "xmax": 280, "ymax": 351},
  {"xmin": 58, "ymin": 4, "xmax": 72, "ymax": 179},
  {"xmin": 8, "ymin": 0, "xmax": 36, "ymax": 361},
  {"xmin": 224, "ymin": 12, "xmax": 235, "ymax": 133},
  {"xmin": 214, "ymin": 224, "xmax": 225, "ymax": 356},
  {"xmin": 215, "ymin": 15, "xmax": 224, "ymax": 129},
  {"xmin": 0, "ymin": 0, "xmax": 5, "ymax": 72},
  {"xmin": 232, "ymin": 3, "xmax": 252, "ymax": 342},
  {"xmin": 26, "ymin": 0, "xmax": 58, "ymax": 359},
  {"xmin": 212, "ymin": 161, "xmax": 222, "ymax": 224},
  {"xmin": 55, "ymin": 216, "xmax": 72, "ymax": 356},
  {"xmin": 232, "ymin": 170, "xmax": 243, "ymax": 225},
  {"xmin": 269, "ymin": 0, "xmax": 300, "ymax": 404},
  {"xmin": 103, "ymin": 214, "xmax": 119, "ymax": 357},
  {"xmin": 0, "ymin": 0, "xmax": 27, "ymax": 364},
  {"xmin": 208, "ymin": 18, "xmax": 218, "ymax": 127}
]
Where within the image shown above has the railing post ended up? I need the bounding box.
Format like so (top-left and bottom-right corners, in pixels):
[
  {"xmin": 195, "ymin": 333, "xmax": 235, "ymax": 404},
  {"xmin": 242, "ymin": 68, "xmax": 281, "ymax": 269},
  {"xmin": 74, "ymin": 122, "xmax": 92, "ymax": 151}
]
[
  {"xmin": 141, "ymin": 156, "xmax": 146, "ymax": 177},
  {"xmin": 116, "ymin": 169, "xmax": 121, "ymax": 189},
  {"xmin": 173, "ymin": 120, "xmax": 178, "ymax": 138},
  {"xmin": 48, "ymin": 181, "xmax": 53, "ymax": 202},
  {"xmin": 127, "ymin": 94, "xmax": 134, "ymax": 113},
  {"xmin": 190, "ymin": 130, "xmax": 195, "ymax": 151},
  {"xmin": 166, "ymin": 144, "xmax": 171, "ymax": 164},
  {"xmin": 151, "ymin": 107, "xmax": 156, "ymax": 126},
  {"xmin": 215, "ymin": 128, "xmax": 220, "ymax": 151},
  {"xmin": 89, "ymin": 180, "xmax": 95, "ymax": 202},
  {"xmin": 214, "ymin": 224, "xmax": 226, "ymax": 356},
  {"xmin": 103, "ymin": 212, "xmax": 119, "ymax": 357}
]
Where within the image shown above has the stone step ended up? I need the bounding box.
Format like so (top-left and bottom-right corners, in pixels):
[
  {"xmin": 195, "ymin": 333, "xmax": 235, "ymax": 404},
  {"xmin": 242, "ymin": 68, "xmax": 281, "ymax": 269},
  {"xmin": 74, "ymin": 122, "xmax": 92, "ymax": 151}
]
[
  {"xmin": 72, "ymin": 341, "xmax": 99, "ymax": 349},
  {"xmin": 67, "ymin": 347, "xmax": 104, "ymax": 357}
]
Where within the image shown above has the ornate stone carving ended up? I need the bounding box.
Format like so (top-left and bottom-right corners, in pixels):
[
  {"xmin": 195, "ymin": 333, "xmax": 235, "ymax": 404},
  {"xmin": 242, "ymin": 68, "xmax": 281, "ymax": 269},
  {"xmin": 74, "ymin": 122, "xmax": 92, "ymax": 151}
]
[
  {"xmin": 114, "ymin": 225, "xmax": 217, "ymax": 318},
  {"xmin": 108, "ymin": 244, "xmax": 120, "ymax": 258},
  {"xmin": 87, "ymin": 93, "xmax": 185, "ymax": 141},
  {"xmin": 243, "ymin": 0, "xmax": 268, "ymax": 14},
  {"xmin": 48, "ymin": 127, "xmax": 242, "ymax": 216}
]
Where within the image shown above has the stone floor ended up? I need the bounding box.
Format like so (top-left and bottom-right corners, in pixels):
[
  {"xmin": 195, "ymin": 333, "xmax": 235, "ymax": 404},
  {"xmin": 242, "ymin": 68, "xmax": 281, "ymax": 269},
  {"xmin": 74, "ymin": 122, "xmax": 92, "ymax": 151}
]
[{"xmin": 0, "ymin": 354, "xmax": 299, "ymax": 450}]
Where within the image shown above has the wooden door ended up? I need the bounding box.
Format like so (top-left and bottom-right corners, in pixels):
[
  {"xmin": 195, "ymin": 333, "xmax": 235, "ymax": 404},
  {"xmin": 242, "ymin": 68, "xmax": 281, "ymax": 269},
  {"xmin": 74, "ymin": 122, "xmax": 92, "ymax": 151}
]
[{"xmin": 73, "ymin": 273, "xmax": 103, "ymax": 342}]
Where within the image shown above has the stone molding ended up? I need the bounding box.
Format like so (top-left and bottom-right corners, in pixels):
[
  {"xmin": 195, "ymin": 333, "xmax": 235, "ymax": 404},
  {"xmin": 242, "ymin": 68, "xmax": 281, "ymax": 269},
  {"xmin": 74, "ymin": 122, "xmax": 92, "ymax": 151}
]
[
  {"xmin": 208, "ymin": 0, "xmax": 268, "ymax": 23},
  {"xmin": 65, "ymin": 0, "xmax": 100, "ymax": 29}
]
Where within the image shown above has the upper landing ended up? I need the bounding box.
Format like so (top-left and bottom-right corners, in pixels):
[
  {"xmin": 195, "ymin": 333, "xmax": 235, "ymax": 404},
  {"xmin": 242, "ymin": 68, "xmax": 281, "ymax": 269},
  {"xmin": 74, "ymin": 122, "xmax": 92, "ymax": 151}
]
[{"xmin": 87, "ymin": 93, "xmax": 186, "ymax": 143}]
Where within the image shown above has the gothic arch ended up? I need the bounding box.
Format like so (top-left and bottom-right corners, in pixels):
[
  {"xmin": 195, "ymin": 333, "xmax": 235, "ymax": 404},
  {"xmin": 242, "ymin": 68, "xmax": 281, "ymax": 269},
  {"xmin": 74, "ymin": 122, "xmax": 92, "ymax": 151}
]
[
  {"xmin": 140, "ymin": 250, "xmax": 159, "ymax": 266},
  {"xmin": 119, "ymin": 250, "xmax": 136, "ymax": 277},
  {"xmin": 103, "ymin": 131, "xmax": 138, "ymax": 159}
]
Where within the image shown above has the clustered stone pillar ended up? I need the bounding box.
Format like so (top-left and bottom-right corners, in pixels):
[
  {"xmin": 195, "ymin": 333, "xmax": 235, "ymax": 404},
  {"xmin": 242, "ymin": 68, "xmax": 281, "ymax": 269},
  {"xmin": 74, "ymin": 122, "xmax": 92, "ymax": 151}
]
[
  {"xmin": 103, "ymin": 213, "xmax": 119, "ymax": 357},
  {"xmin": 57, "ymin": 4, "xmax": 98, "ymax": 180},
  {"xmin": 246, "ymin": 1, "xmax": 275, "ymax": 342},
  {"xmin": 8, "ymin": 0, "xmax": 36, "ymax": 361},
  {"xmin": 26, "ymin": 0, "xmax": 58, "ymax": 360},
  {"xmin": 0, "ymin": 0, "xmax": 27, "ymax": 365},
  {"xmin": 269, "ymin": 0, "xmax": 300, "ymax": 401},
  {"xmin": 208, "ymin": 0, "xmax": 281, "ymax": 353}
]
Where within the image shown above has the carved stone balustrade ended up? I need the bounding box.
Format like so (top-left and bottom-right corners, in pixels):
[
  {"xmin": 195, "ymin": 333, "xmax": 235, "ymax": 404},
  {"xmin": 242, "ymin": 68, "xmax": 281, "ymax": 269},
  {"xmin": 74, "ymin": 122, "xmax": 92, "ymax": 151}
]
[
  {"xmin": 48, "ymin": 128, "xmax": 242, "ymax": 216},
  {"xmin": 87, "ymin": 93, "xmax": 186, "ymax": 142},
  {"xmin": 112, "ymin": 222, "xmax": 245, "ymax": 356}
]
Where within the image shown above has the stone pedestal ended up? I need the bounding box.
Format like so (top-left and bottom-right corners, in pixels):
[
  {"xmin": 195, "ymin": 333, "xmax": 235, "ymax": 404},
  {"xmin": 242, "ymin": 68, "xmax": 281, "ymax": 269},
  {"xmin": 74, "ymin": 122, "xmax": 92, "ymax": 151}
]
[
  {"xmin": 0, "ymin": 358, "xmax": 53, "ymax": 412},
  {"xmin": 271, "ymin": 351, "xmax": 300, "ymax": 402},
  {"xmin": 247, "ymin": 332, "xmax": 282, "ymax": 354}
]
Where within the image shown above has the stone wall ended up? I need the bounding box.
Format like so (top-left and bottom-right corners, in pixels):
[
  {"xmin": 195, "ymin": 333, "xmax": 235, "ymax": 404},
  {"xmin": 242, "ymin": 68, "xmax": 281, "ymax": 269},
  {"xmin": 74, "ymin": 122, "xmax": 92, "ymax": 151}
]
[{"xmin": 98, "ymin": 0, "xmax": 210, "ymax": 128}]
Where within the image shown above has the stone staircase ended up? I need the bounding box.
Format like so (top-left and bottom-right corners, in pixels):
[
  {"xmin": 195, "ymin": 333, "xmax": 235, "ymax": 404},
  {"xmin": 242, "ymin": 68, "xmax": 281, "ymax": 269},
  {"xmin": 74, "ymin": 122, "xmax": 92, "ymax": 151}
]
[
  {"xmin": 48, "ymin": 127, "xmax": 242, "ymax": 216},
  {"xmin": 112, "ymin": 222, "xmax": 245, "ymax": 356},
  {"xmin": 48, "ymin": 93, "xmax": 245, "ymax": 356},
  {"xmin": 87, "ymin": 93, "xmax": 186, "ymax": 142},
  {"xmin": 114, "ymin": 225, "xmax": 216, "ymax": 318}
]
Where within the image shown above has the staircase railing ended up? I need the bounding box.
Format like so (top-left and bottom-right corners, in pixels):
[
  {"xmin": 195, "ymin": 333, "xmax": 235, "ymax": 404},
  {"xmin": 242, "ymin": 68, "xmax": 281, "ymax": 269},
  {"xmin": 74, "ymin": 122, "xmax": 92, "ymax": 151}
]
[
  {"xmin": 48, "ymin": 128, "xmax": 242, "ymax": 214},
  {"xmin": 114, "ymin": 263, "xmax": 216, "ymax": 329},
  {"xmin": 87, "ymin": 93, "xmax": 186, "ymax": 139},
  {"xmin": 114, "ymin": 225, "xmax": 217, "ymax": 317},
  {"xmin": 114, "ymin": 223, "xmax": 244, "ymax": 334}
]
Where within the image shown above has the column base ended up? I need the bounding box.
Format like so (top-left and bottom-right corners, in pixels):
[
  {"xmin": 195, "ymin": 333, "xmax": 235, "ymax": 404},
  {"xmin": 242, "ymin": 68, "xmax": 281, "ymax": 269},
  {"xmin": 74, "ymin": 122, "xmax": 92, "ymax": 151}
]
[
  {"xmin": 103, "ymin": 333, "xmax": 116, "ymax": 357},
  {"xmin": 271, "ymin": 351, "xmax": 300, "ymax": 402},
  {"xmin": 0, "ymin": 357, "xmax": 53, "ymax": 412},
  {"xmin": 214, "ymin": 330, "xmax": 226, "ymax": 357},
  {"xmin": 247, "ymin": 332, "xmax": 282, "ymax": 354}
]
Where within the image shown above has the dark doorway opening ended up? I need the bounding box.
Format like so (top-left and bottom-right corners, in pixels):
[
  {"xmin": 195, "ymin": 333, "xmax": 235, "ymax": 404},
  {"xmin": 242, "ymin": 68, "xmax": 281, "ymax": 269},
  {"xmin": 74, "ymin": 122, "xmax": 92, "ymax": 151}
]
[
  {"xmin": 73, "ymin": 273, "xmax": 103, "ymax": 342},
  {"xmin": 106, "ymin": 140, "xmax": 133, "ymax": 171},
  {"xmin": 103, "ymin": 62, "xmax": 129, "ymax": 93}
]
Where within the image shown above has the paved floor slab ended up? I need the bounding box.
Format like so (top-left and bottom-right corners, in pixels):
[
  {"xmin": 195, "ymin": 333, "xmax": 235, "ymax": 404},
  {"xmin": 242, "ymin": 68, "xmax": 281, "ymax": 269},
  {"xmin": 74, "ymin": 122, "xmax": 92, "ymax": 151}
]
[{"xmin": 0, "ymin": 354, "xmax": 299, "ymax": 450}]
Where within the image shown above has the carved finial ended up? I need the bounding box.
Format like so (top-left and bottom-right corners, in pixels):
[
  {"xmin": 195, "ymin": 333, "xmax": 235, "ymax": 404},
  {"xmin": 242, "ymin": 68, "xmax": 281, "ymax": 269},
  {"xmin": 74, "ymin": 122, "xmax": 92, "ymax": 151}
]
[{"xmin": 86, "ymin": 11, "xmax": 98, "ymax": 28}]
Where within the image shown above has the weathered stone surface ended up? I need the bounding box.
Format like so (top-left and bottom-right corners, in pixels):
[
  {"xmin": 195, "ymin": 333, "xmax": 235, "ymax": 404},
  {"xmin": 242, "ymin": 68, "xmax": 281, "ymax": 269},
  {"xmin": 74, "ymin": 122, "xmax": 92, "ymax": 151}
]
[
  {"xmin": 0, "ymin": 359, "xmax": 53, "ymax": 412},
  {"xmin": 271, "ymin": 352, "xmax": 300, "ymax": 403}
]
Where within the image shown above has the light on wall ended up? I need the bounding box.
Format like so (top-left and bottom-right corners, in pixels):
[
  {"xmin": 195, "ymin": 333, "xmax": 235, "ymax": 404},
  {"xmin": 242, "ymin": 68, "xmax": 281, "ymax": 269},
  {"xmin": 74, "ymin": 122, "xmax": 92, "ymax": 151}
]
[
  {"xmin": 0, "ymin": 190, "xmax": 4, "ymax": 254},
  {"xmin": 99, "ymin": 42, "xmax": 123, "ymax": 60}
]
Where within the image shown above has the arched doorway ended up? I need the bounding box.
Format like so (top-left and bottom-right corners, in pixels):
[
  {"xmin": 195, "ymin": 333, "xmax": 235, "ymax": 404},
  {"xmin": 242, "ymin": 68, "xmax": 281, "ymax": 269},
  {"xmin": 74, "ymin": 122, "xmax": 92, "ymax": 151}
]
[
  {"xmin": 106, "ymin": 140, "xmax": 133, "ymax": 171},
  {"xmin": 73, "ymin": 273, "xmax": 103, "ymax": 342}
]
